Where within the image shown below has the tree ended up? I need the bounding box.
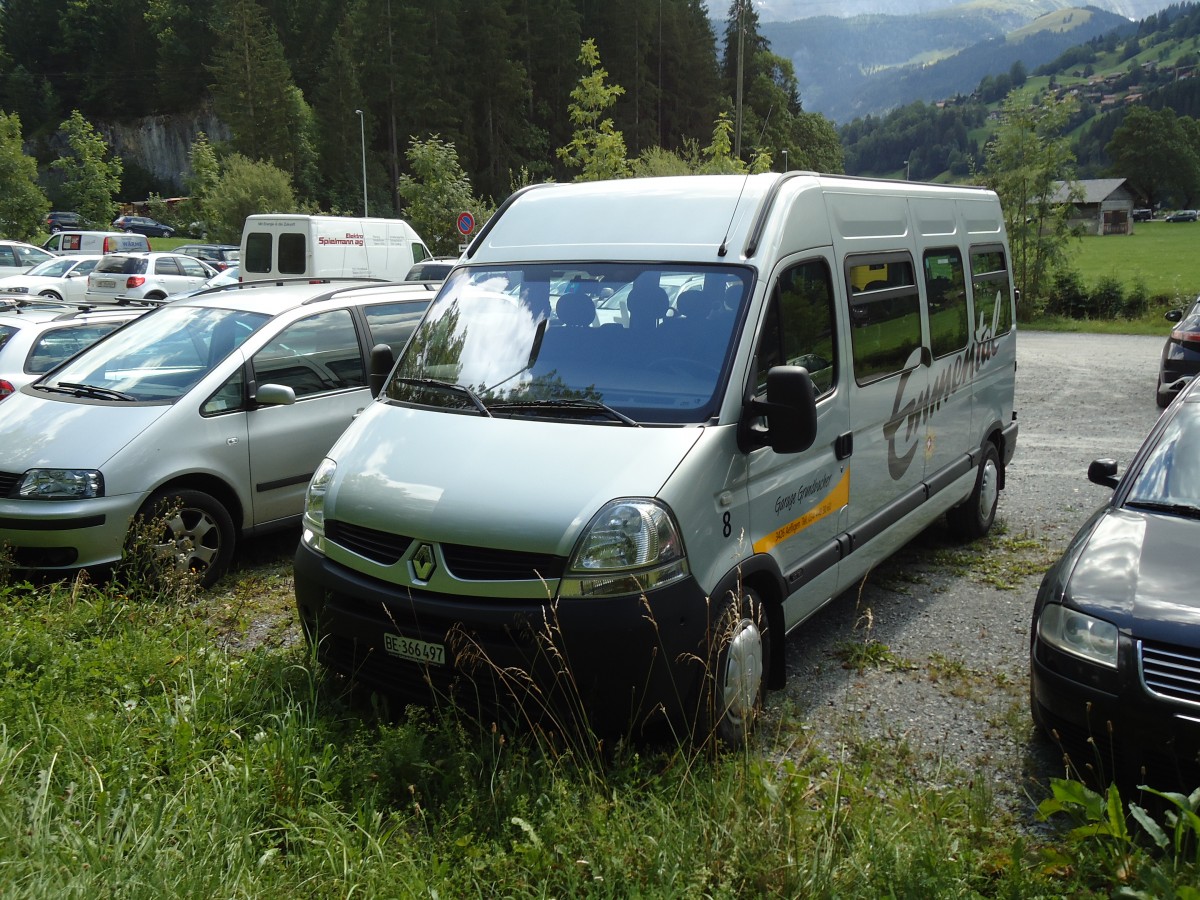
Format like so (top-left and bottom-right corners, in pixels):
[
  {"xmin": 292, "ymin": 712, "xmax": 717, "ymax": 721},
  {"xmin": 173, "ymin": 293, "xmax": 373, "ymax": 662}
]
[
  {"xmin": 982, "ymin": 92, "xmax": 1081, "ymax": 315},
  {"xmin": 209, "ymin": 0, "xmax": 312, "ymax": 189},
  {"xmin": 204, "ymin": 154, "xmax": 298, "ymax": 243},
  {"xmin": 396, "ymin": 136, "xmax": 492, "ymax": 256},
  {"xmin": 49, "ymin": 110, "xmax": 122, "ymax": 227},
  {"xmin": 0, "ymin": 112, "xmax": 49, "ymax": 240},
  {"xmin": 557, "ymin": 40, "xmax": 629, "ymax": 181},
  {"xmin": 1106, "ymin": 106, "xmax": 1200, "ymax": 209}
]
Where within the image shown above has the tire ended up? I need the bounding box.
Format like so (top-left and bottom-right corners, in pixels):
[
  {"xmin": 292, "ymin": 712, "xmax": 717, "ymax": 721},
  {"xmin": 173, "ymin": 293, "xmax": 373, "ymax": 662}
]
[
  {"xmin": 137, "ymin": 488, "xmax": 235, "ymax": 588},
  {"xmin": 947, "ymin": 441, "xmax": 1000, "ymax": 540},
  {"xmin": 38, "ymin": 290, "xmax": 63, "ymax": 302},
  {"xmin": 701, "ymin": 587, "xmax": 770, "ymax": 746},
  {"xmin": 1156, "ymin": 384, "xmax": 1171, "ymax": 409}
]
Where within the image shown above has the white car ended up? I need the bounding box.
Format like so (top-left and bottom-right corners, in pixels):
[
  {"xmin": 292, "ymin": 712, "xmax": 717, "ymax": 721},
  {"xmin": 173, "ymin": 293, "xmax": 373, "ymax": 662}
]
[
  {"xmin": 0, "ymin": 279, "xmax": 435, "ymax": 586},
  {"xmin": 0, "ymin": 298, "xmax": 146, "ymax": 402},
  {"xmin": 85, "ymin": 252, "xmax": 217, "ymax": 304},
  {"xmin": 0, "ymin": 240, "xmax": 56, "ymax": 275},
  {"xmin": 0, "ymin": 255, "xmax": 104, "ymax": 304}
]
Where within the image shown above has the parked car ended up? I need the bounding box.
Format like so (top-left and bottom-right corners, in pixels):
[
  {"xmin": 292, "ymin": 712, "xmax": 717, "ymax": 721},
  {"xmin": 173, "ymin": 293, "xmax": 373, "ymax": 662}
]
[
  {"xmin": 0, "ymin": 299, "xmax": 146, "ymax": 403},
  {"xmin": 0, "ymin": 255, "xmax": 104, "ymax": 304},
  {"xmin": 1132, "ymin": 208, "xmax": 1154, "ymax": 222},
  {"xmin": 46, "ymin": 211, "xmax": 83, "ymax": 232},
  {"xmin": 176, "ymin": 243, "xmax": 240, "ymax": 271},
  {"xmin": 111, "ymin": 215, "xmax": 176, "ymax": 238},
  {"xmin": 1157, "ymin": 294, "xmax": 1200, "ymax": 408},
  {"xmin": 166, "ymin": 265, "xmax": 240, "ymax": 301},
  {"xmin": 85, "ymin": 252, "xmax": 217, "ymax": 304},
  {"xmin": 1030, "ymin": 375, "xmax": 1200, "ymax": 786},
  {"xmin": 0, "ymin": 279, "xmax": 435, "ymax": 586},
  {"xmin": 1165, "ymin": 209, "xmax": 1198, "ymax": 222},
  {"xmin": 403, "ymin": 258, "xmax": 457, "ymax": 283},
  {"xmin": 0, "ymin": 240, "xmax": 56, "ymax": 275}
]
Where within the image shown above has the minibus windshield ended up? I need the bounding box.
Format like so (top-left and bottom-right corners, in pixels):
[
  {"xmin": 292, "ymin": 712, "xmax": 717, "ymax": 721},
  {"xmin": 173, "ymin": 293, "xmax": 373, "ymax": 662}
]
[{"xmin": 384, "ymin": 263, "xmax": 751, "ymax": 424}]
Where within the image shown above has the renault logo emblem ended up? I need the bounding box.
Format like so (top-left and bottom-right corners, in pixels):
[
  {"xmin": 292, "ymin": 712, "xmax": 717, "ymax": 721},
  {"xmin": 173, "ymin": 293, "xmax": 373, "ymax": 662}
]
[{"xmin": 411, "ymin": 543, "xmax": 436, "ymax": 582}]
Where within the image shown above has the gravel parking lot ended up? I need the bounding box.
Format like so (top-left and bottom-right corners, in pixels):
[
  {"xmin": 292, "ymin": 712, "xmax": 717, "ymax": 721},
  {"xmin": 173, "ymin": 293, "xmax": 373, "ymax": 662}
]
[{"xmin": 773, "ymin": 330, "xmax": 1167, "ymax": 815}]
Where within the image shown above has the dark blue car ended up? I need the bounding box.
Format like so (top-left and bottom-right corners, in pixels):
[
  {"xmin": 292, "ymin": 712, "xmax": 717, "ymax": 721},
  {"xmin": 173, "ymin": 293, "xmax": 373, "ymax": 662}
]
[{"xmin": 1030, "ymin": 376, "xmax": 1200, "ymax": 786}]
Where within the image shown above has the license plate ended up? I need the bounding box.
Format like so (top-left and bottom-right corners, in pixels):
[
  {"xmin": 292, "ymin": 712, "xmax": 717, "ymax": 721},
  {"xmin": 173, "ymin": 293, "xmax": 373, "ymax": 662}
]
[
  {"xmin": 96, "ymin": 279, "xmax": 116, "ymax": 288},
  {"xmin": 384, "ymin": 632, "xmax": 445, "ymax": 665}
]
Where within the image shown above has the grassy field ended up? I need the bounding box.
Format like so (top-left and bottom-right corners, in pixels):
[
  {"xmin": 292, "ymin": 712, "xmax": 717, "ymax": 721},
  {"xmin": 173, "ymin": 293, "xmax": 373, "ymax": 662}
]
[{"xmin": 1071, "ymin": 220, "xmax": 1200, "ymax": 302}]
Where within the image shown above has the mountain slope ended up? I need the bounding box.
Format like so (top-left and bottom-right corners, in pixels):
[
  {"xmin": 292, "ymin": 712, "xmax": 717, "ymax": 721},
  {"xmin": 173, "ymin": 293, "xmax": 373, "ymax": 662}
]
[{"xmin": 764, "ymin": 6, "xmax": 1133, "ymax": 121}]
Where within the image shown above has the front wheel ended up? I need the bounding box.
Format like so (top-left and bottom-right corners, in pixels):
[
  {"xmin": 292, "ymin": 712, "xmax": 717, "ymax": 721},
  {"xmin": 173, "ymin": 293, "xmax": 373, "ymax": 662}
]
[
  {"xmin": 38, "ymin": 290, "xmax": 63, "ymax": 302},
  {"xmin": 947, "ymin": 442, "xmax": 1000, "ymax": 539},
  {"xmin": 700, "ymin": 587, "xmax": 770, "ymax": 746},
  {"xmin": 136, "ymin": 488, "xmax": 235, "ymax": 588}
]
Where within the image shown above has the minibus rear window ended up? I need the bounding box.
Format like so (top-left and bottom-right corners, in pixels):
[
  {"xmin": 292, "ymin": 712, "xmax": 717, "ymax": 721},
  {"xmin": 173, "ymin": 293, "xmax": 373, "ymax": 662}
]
[
  {"xmin": 278, "ymin": 233, "xmax": 306, "ymax": 274},
  {"xmin": 244, "ymin": 233, "xmax": 273, "ymax": 273}
]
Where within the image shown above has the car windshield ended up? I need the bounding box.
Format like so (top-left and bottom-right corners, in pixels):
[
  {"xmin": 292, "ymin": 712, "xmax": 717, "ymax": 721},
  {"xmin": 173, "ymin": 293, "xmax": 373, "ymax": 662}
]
[
  {"xmin": 26, "ymin": 258, "xmax": 78, "ymax": 278},
  {"xmin": 1125, "ymin": 406, "xmax": 1200, "ymax": 511},
  {"xmin": 383, "ymin": 262, "xmax": 751, "ymax": 424},
  {"xmin": 40, "ymin": 305, "xmax": 270, "ymax": 402}
]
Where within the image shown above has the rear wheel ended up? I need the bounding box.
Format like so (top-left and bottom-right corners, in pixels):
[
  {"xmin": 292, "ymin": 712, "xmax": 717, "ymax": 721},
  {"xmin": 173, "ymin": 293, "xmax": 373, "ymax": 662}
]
[
  {"xmin": 701, "ymin": 587, "xmax": 770, "ymax": 746},
  {"xmin": 947, "ymin": 442, "xmax": 1000, "ymax": 539},
  {"xmin": 1156, "ymin": 384, "xmax": 1171, "ymax": 409},
  {"xmin": 137, "ymin": 488, "xmax": 235, "ymax": 588}
]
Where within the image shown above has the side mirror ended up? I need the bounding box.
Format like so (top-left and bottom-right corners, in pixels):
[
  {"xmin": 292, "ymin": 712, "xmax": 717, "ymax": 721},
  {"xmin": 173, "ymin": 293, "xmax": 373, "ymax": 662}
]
[
  {"xmin": 1087, "ymin": 458, "xmax": 1120, "ymax": 490},
  {"xmin": 254, "ymin": 383, "xmax": 296, "ymax": 407},
  {"xmin": 1165, "ymin": 308, "xmax": 1184, "ymax": 323},
  {"xmin": 740, "ymin": 366, "xmax": 819, "ymax": 454},
  {"xmin": 369, "ymin": 343, "xmax": 395, "ymax": 398}
]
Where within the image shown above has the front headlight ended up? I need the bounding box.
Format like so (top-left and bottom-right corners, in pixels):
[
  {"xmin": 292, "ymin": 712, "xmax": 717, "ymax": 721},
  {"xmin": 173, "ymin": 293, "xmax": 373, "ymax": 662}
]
[
  {"xmin": 558, "ymin": 499, "xmax": 689, "ymax": 598},
  {"xmin": 1037, "ymin": 603, "xmax": 1119, "ymax": 669},
  {"xmin": 300, "ymin": 458, "xmax": 336, "ymax": 555},
  {"xmin": 17, "ymin": 469, "xmax": 103, "ymax": 500}
]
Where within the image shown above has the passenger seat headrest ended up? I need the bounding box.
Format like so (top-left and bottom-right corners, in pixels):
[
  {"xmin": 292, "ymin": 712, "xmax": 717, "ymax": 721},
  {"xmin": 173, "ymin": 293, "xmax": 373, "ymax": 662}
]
[{"xmin": 627, "ymin": 282, "xmax": 669, "ymax": 325}]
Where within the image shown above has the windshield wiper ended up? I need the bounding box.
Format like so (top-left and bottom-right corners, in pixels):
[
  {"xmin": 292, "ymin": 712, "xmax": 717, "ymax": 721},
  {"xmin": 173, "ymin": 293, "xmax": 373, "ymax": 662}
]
[
  {"xmin": 1125, "ymin": 499, "xmax": 1200, "ymax": 520},
  {"xmin": 396, "ymin": 377, "xmax": 492, "ymax": 417},
  {"xmin": 489, "ymin": 398, "xmax": 639, "ymax": 426},
  {"xmin": 39, "ymin": 381, "xmax": 137, "ymax": 402}
]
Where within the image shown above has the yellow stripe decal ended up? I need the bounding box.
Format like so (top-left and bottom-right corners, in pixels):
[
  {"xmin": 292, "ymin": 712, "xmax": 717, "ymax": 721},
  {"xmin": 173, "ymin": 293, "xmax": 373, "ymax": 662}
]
[{"xmin": 753, "ymin": 468, "xmax": 850, "ymax": 555}]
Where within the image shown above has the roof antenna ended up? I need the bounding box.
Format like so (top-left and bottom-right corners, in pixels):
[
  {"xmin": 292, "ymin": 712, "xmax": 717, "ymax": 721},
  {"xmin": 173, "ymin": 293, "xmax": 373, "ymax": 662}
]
[{"xmin": 718, "ymin": 106, "xmax": 774, "ymax": 258}]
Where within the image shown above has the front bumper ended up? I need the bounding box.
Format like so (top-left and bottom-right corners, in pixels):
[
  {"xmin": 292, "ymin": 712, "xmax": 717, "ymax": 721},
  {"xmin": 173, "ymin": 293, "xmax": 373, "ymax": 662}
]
[
  {"xmin": 0, "ymin": 494, "xmax": 140, "ymax": 571},
  {"xmin": 294, "ymin": 543, "xmax": 716, "ymax": 737},
  {"xmin": 1031, "ymin": 635, "xmax": 1200, "ymax": 785}
]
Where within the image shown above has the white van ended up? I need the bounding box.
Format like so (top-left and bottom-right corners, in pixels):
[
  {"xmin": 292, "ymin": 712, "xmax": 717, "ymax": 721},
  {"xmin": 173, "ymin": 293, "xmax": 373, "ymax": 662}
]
[
  {"xmin": 240, "ymin": 215, "xmax": 431, "ymax": 283},
  {"xmin": 293, "ymin": 173, "xmax": 1019, "ymax": 742},
  {"xmin": 43, "ymin": 231, "xmax": 151, "ymax": 256}
]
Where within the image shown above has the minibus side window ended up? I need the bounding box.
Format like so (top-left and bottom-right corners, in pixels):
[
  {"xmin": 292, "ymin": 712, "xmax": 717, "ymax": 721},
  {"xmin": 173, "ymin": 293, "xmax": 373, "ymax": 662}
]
[
  {"xmin": 923, "ymin": 248, "xmax": 969, "ymax": 359},
  {"xmin": 244, "ymin": 232, "xmax": 272, "ymax": 273},
  {"xmin": 846, "ymin": 253, "xmax": 921, "ymax": 385},
  {"xmin": 969, "ymin": 246, "xmax": 1012, "ymax": 339},
  {"xmin": 754, "ymin": 259, "xmax": 837, "ymax": 399}
]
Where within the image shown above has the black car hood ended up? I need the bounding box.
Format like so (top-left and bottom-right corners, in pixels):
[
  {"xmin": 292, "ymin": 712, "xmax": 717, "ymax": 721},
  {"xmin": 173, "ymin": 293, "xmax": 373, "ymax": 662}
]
[{"xmin": 1064, "ymin": 507, "xmax": 1200, "ymax": 645}]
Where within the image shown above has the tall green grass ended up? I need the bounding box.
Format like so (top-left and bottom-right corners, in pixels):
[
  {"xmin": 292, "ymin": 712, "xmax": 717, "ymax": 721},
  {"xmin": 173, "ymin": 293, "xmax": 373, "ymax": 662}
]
[{"xmin": 1, "ymin": 559, "xmax": 1196, "ymax": 896}]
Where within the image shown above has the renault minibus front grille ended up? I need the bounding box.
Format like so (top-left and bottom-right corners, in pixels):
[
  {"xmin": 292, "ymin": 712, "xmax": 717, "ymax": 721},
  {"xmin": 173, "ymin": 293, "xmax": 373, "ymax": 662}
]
[
  {"xmin": 326, "ymin": 520, "xmax": 411, "ymax": 565},
  {"xmin": 439, "ymin": 542, "xmax": 566, "ymax": 582}
]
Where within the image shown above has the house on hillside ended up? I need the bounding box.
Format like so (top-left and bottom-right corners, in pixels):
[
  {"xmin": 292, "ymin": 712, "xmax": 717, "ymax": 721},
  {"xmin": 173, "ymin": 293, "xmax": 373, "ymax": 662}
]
[{"xmin": 1051, "ymin": 178, "xmax": 1137, "ymax": 235}]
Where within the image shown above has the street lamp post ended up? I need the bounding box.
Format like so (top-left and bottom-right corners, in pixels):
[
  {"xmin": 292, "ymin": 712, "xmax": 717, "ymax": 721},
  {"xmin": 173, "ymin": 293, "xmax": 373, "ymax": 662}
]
[
  {"xmin": 355, "ymin": 109, "xmax": 368, "ymax": 217},
  {"xmin": 781, "ymin": 149, "xmax": 788, "ymax": 172}
]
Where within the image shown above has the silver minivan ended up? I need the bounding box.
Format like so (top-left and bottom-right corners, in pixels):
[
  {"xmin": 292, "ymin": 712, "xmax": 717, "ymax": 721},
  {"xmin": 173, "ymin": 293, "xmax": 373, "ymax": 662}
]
[
  {"xmin": 294, "ymin": 174, "xmax": 1020, "ymax": 741},
  {"xmin": 0, "ymin": 279, "xmax": 433, "ymax": 585}
]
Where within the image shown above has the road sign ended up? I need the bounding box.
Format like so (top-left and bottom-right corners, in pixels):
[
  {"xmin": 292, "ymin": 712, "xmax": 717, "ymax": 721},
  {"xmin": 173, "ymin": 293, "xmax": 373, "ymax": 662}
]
[{"xmin": 456, "ymin": 212, "xmax": 475, "ymax": 236}]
